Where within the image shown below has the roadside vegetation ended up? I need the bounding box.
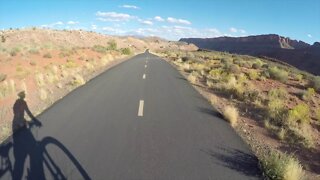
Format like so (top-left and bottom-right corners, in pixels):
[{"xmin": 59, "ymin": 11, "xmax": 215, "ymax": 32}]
[
  {"xmin": 0, "ymin": 39, "xmax": 135, "ymax": 142},
  {"xmin": 159, "ymin": 50, "xmax": 320, "ymax": 179}
]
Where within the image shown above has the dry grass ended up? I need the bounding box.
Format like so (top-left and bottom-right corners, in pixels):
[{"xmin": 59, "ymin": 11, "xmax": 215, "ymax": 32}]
[
  {"xmin": 208, "ymin": 94, "xmax": 218, "ymax": 106},
  {"xmin": 35, "ymin": 73, "xmax": 45, "ymax": 87},
  {"xmin": 283, "ymin": 158, "xmax": 305, "ymax": 180},
  {"xmin": 222, "ymin": 105, "xmax": 238, "ymax": 127},
  {"xmin": 187, "ymin": 72, "xmax": 197, "ymax": 84},
  {"xmin": 39, "ymin": 88, "xmax": 47, "ymax": 100},
  {"xmin": 316, "ymin": 108, "xmax": 320, "ymax": 121},
  {"xmin": 163, "ymin": 50, "xmax": 316, "ymax": 179},
  {"xmin": 71, "ymin": 74, "xmax": 85, "ymax": 86},
  {"xmin": 287, "ymin": 103, "xmax": 310, "ymax": 125},
  {"xmin": 260, "ymin": 150, "xmax": 305, "ymax": 180}
]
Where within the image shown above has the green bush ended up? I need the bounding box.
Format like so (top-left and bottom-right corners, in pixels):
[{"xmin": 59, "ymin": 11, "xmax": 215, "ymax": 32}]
[
  {"xmin": 247, "ymin": 70, "xmax": 260, "ymax": 80},
  {"xmin": 268, "ymin": 66, "xmax": 288, "ymax": 83},
  {"xmin": 107, "ymin": 40, "xmax": 117, "ymax": 50},
  {"xmin": 267, "ymin": 99, "xmax": 287, "ymax": 125},
  {"xmin": 301, "ymin": 88, "xmax": 315, "ymax": 101},
  {"xmin": 120, "ymin": 48, "xmax": 131, "ymax": 55},
  {"xmin": 294, "ymin": 74, "xmax": 303, "ymax": 82},
  {"xmin": 287, "ymin": 103, "xmax": 310, "ymax": 125},
  {"xmin": 267, "ymin": 88, "xmax": 288, "ymax": 125},
  {"xmin": 252, "ymin": 59, "xmax": 263, "ymax": 69},
  {"xmin": 260, "ymin": 150, "xmax": 304, "ymax": 180},
  {"xmin": 269, "ymin": 88, "xmax": 288, "ymax": 100}
]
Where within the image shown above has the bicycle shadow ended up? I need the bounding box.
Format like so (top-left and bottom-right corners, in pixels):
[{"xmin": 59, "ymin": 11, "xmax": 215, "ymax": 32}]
[{"xmin": 0, "ymin": 91, "xmax": 91, "ymax": 180}]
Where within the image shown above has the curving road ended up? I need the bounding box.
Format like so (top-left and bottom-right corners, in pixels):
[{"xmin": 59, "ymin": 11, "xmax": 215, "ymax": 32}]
[{"xmin": 0, "ymin": 52, "xmax": 261, "ymax": 180}]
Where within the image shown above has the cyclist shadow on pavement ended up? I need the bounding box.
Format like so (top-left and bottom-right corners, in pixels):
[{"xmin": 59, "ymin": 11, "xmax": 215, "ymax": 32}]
[
  {"xmin": 12, "ymin": 91, "xmax": 45, "ymax": 180},
  {"xmin": 0, "ymin": 91, "xmax": 91, "ymax": 180}
]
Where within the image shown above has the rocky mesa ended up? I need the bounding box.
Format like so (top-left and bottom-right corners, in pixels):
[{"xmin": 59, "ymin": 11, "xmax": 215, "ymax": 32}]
[{"xmin": 180, "ymin": 34, "xmax": 320, "ymax": 75}]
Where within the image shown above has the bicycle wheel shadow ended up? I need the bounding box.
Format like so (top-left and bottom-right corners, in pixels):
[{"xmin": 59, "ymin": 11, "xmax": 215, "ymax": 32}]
[{"xmin": 0, "ymin": 91, "xmax": 91, "ymax": 180}]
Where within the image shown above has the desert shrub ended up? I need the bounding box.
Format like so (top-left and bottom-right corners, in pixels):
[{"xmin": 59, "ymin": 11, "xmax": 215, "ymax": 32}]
[
  {"xmin": 277, "ymin": 128, "xmax": 286, "ymax": 141},
  {"xmin": 10, "ymin": 48, "xmax": 20, "ymax": 56},
  {"xmin": 16, "ymin": 66, "xmax": 23, "ymax": 72},
  {"xmin": 252, "ymin": 63, "xmax": 261, "ymax": 69},
  {"xmin": 269, "ymin": 88, "xmax": 288, "ymax": 100},
  {"xmin": 252, "ymin": 59, "xmax": 263, "ymax": 69},
  {"xmin": 9, "ymin": 80, "xmax": 15, "ymax": 94},
  {"xmin": 267, "ymin": 99, "xmax": 287, "ymax": 124},
  {"xmin": 120, "ymin": 48, "xmax": 131, "ymax": 55},
  {"xmin": 226, "ymin": 64, "xmax": 240, "ymax": 74},
  {"xmin": 43, "ymin": 53, "xmax": 52, "ymax": 58},
  {"xmin": 35, "ymin": 73, "xmax": 45, "ymax": 87},
  {"xmin": 206, "ymin": 79, "xmax": 215, "ymax": 88},
  {"xmin": 208, "ymin": 69, "xmax": 223, "ymax": 80},
  {"xmin": 15, "ymin": 66, "xmax": 30, "ymax": 79},
  {"xmin": 262, "ymin": 64, "xmax": 269, "ymax": 69},
  {"xmin": 243, "ymin": 88, "xmax": 261, "ymax": 102},
  {"xmin": 71, "ymin": 74, "xmax": 85, "ymax": 86},
  {"xmin": 301, "ymin": 88, "xmax": 315, "ymax": 101},
  {"xmin": 30, "ymin": 61, "xmax": 37, "ymax": 66},
  {"xmin": 238, "ymin": 61, "xmax": 252, "ymax": 68},
  {"xmin": 294, "ymin": 74, "xmax": 303, "ymax": 82},
  {"xmin": 1, "ymin": 35, "xmax": 5, "ymax": 43},
  {"xmin": 208, "ymin": 94, "xmax": 218, "ymax": 106},
  {"xmin": 39, "ymin": 88, "xmax": 47, "ymax": 101},
  {"xmin": 181, "ymin": 56, "xmax": 190, "ymax": 62},
  {"xmin": 0, "ymin": 73, "xmax": 7, "ymax": 82},
  {"xmin": 92, "ymin": 45, "xmax": 107, "ymax": 53},
  {"xmin": 316, "ymin": 109, "xmax": 320, "ymax": 121},
  {"xmin": 190, "ymin": 63, "xmax": 207, "ymax": 72},
  {"xmin": 287, "ymin": 103, "xmax": 310, "ymax": 125},
  {"xmin": 286, "ymin": 126, "xmax": 314, "ymax": 148},
  {"xmin": 236, "ymin": 73, "xmax": 248, "ymax": 84},
  {"xmin": 261, "ymin": 69, "xmax": 270, "ymax": 78},
  {"xmin": 233, "ymin": 58, "xmax": 241, "ymax": 65},
  {"xmin": 187, "ymin": 71, "xmax": 198, "ymax": 84},
  {"xmin": 260, "ymin": 150, "xmax": 304, "ymax": 180},
  {"xmin": 101, "ymin": 54, "xmax": 114, "ymax": 66},
  {"xmin": 221, "ymin": 57, "xmax": 233, "ymax": 64},
  {"xmin": 267, "ymin": 88, "xmax": 288, "ymax": 124},
  {"xmin": 65, "ymin": 59, "xmax": 77, "ymax": 68},
  {"xmin": 10, "ymin": 50, "xmax": 17, "ymax": 56},
  {"xmin": 247, "ymin": 70, "xmax": 260, "ymax": 80},
  {"xmin": 268, "ymin": 66, "xmax": 288, "ymax": 83},
  {"xmin": 310, "ymin": 76, "xmax": 320, "ymax": 91},
  {"xmin": 222, "ymin": 105, "xmax": 238, "ymax": 127},
  {"xmin": 28, "ymin": 48, "xmax": 39, "ymax": 54},
  {"xmin": 107, "ymin": 40, "xmax": 117, "ymax": 50}
]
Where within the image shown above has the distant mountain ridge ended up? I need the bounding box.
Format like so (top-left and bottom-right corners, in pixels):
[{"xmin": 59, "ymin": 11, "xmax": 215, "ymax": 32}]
[{"xmin": 180, "ymin": 34, "xmax": 320, "ymax": 75}]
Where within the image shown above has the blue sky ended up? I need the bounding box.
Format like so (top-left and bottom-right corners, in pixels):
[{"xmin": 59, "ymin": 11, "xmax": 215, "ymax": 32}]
[{"xmin": 0, "ymin": 0, "xmax": 319, "ymax": 44}]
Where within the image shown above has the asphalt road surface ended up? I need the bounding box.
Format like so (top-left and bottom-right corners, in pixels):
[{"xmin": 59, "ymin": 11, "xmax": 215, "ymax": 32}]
[{"xmin": 0, "ymin": 52, "xmax": 261, "ymax": 180}]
